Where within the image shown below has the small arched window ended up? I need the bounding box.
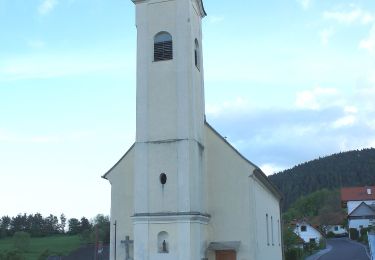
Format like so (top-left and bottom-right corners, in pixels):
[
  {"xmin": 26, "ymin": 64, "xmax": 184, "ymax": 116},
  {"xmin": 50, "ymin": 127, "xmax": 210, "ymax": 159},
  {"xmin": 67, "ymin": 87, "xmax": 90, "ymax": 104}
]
[
  {"xmin": 194, "ymin": 39, "xmax": 200, "ymax": 70},
  {"xmin": 154, "ymin": 32, "xmax": 173, "ymax": 61}
]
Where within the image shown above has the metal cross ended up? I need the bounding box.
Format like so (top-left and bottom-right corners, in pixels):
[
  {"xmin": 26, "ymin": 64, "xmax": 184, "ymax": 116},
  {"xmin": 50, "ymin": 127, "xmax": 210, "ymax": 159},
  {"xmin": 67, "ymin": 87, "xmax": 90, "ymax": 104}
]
[{"xmin": 121, "ymin": 235, "xmax": 134, "ymax": 260}]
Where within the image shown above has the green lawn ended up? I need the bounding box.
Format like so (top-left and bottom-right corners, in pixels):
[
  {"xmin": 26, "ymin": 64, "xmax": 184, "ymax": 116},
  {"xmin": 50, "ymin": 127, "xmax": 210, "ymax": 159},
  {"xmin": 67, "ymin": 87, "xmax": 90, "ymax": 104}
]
[{"xmin": 0, "ymin": 235, "xmax": 82, "ymax": 260}]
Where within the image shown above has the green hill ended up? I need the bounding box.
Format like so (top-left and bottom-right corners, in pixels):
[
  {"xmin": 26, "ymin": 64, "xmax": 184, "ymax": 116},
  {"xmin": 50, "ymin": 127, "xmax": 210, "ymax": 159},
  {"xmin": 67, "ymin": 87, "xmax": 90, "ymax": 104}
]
[
  {"xmin": 268, "ymin": 148, "xmax": 375, "ymax": 210},
  {"xmin": 0, "ymin": 235, "xmax": 81, "ymax": 260}
]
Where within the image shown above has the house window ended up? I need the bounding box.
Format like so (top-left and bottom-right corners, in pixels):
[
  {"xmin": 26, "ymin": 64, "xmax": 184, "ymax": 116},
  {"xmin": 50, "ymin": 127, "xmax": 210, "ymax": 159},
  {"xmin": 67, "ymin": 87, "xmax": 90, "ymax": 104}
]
[
  {"xmin": 334, "ymin": 226, "xmax": 338, "ymax": 231},
  {"xmin": 154, "ymin": 32, "xmax": 173, "ymax": 61},
  {"xmin": 266, "ymin": 214, "xmax": 270, "ymax": 246},
  {"xmin": 301, "ymin": 225, "xmax": 307, "ymax": 232},
  {"xmin": 194, "ymin": 39, "xmax": 200, "ymax": 70}
]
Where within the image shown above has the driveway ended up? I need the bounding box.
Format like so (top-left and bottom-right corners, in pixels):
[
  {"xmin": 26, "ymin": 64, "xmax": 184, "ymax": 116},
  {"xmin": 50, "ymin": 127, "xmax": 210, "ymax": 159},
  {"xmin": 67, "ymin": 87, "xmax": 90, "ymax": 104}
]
[{"xmin": 317, "ymin": 238, "xmax": 370, "ymax": 260}]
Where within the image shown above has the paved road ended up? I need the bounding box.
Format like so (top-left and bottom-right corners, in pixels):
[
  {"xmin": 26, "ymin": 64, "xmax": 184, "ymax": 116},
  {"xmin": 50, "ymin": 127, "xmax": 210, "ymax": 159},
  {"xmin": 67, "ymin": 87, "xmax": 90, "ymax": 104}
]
[{"xmin": 318, "ymin": 238, "xmax": 370, "ymax": 260}]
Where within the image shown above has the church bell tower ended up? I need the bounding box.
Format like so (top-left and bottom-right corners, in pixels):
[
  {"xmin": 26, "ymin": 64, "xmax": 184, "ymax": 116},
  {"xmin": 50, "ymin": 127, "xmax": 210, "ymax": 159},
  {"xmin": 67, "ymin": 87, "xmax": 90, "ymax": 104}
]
[{"xmin": 131, "ymin": 0, "xmax": 209, "ymax": 259}]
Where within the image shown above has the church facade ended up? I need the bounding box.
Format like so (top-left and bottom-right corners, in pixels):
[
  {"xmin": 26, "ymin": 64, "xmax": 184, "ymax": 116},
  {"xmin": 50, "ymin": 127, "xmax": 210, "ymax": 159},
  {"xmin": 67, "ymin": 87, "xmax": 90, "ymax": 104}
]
[{"xmin": 103, "ymin": 0, "xmax": 283, "ymax": 260}]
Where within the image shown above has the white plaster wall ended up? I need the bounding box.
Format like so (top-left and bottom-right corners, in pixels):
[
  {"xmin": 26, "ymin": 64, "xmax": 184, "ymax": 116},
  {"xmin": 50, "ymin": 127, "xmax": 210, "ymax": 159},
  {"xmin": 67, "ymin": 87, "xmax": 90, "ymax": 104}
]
[
  {"xmin": 133, "ymin": 219, "xmax": 208, "ymax": 260},
  {"xmin": 294, "ymin": 224, "xmax": 322, "ymax": 243},
  {"xmin": 205, "ymin": 126, "xmax": 282, "ymax": 260},
  {"xmin": 253, "ymin": 176, "xmax": 283, "ymax": 260},
  {"xmin": 326, "ymin": 225, "xmax": 347, "ymax": 235},
  {"xmin": 135, "ymin": 0, "xmax": 205, "ymax": 143},
  {"xmin": 349, "ymin": 219, "xmax": 371, "ymax": 231},
  {"xmin": 106, "ymin": 147, "xmax": 135, "ymax": 260},
  {"xmin": 348, "ymin": 200, "xmax": 375, "ymax": 214}
]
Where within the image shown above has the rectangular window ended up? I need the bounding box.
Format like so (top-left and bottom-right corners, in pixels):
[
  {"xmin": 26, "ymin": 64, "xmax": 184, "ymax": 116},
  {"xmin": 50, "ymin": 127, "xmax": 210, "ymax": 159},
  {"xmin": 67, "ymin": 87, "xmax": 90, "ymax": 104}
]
[
  {"xmin": 154, "ymin": 41, "xmax": 173, "ymax": 61},
  {"xmin": 277, "ymin": 219, "xmax": 280, "ymax": 246},
  {"xmin": 301, "ymin": 225, "xmax": 307, "ymax": 232},
  {"xmin": 271, "ymin": 216, "xmax": 274, "ymax": 246},
  {"xmin": 266, "ymin": 214, "xmax": 270, "ymax": 246}
]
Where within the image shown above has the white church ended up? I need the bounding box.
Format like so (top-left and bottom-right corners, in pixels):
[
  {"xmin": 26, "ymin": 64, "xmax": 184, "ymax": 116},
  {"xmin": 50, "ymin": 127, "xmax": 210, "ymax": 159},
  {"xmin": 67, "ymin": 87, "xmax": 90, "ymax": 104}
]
[{"xmin": 103, "ymin": 0, "xmax": 283, "ymax": 259}]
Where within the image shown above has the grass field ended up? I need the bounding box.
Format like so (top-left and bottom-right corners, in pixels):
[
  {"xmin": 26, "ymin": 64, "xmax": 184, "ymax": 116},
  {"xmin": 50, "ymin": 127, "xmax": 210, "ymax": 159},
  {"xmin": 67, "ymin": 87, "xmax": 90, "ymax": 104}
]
[{"xmin": 0, "ymin": 235, "xmax": 82, "ymax": 260}]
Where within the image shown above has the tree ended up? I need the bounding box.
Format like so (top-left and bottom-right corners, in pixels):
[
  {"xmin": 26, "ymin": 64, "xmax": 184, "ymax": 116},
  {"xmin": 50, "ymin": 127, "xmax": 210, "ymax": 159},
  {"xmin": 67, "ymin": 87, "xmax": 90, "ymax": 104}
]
[
  {"xmin": 13, "ymin": 231, "xmax": 30, "ymax": 252},
  {"xmin": 80, "ymin": 217, "xmax": 92, "ymax": 232},
  {"xmin": 43, "ymin": 215, "xmax": 59, "ymax": 236},
  {"xmin": 0, "ymin": 216, "xmax": 11, "ymax": 238},
  {"xmin": 68, "ymin": 218, "xmax": 81, "ymax": 235},
  {"xmin": 29, "ymin": 213, "xmax": 44, "ymax": 237},
  {"xmin": 269, "ymin": 148, "xmax": 375, "ymax": 210},
  {"xmin": 10, "ymin": 214, "xmax": 28, "ymax": 234},
  {"xmin": 59, "ymin": 214, "xmax": 67, "ymax": 234},
  {"xmin": 93, "ymin": 215, "xmax": 110, "ymax": 244}
]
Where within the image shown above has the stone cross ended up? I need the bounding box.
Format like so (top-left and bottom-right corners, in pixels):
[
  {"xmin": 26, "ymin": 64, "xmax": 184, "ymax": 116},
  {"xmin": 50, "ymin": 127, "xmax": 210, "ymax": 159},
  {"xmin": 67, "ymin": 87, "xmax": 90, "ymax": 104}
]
[{"xmin": 121, "ymin": 235, "xmax": 134, "ymax": 260}]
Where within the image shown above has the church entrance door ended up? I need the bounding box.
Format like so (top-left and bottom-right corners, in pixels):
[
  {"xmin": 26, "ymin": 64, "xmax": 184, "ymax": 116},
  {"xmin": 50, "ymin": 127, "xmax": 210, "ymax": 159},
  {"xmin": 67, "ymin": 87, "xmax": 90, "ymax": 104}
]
[{"xmin": 215, "ymin": 250, "xmax": 236, "ymax": 260}]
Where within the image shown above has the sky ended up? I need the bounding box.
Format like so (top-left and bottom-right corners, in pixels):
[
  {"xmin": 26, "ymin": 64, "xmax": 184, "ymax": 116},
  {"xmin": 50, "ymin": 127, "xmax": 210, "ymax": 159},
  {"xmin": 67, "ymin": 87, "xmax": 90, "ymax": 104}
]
[{"xmin": 0, "ymin": 0, "xmax": 374, "ymax": 220}]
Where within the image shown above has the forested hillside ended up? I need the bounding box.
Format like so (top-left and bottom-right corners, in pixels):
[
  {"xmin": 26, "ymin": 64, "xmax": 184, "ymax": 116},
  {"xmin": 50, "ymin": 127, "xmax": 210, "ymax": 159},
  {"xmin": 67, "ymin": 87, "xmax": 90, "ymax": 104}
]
[{"xmin": 269, "ymin": 148, "xmax": 375, "ymax": 210}]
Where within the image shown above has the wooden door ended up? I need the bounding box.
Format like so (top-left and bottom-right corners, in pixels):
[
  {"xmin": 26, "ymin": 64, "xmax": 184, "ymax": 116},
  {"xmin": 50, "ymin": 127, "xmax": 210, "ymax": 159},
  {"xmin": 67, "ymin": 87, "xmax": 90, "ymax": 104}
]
[{"xmin": 216, "ymin": 250, "xmax": 236, "ymax": 260}]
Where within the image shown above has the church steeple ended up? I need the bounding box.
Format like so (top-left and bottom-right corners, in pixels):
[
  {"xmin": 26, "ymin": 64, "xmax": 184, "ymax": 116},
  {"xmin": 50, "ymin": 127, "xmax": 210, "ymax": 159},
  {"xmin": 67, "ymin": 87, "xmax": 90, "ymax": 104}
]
[
  {"xmin": 133, "ymin": 0, "xmax": 206, "ymax": 144},
  {"xmin": 131, "ymin": 0, "xmax": 209, "ymax": 259}
]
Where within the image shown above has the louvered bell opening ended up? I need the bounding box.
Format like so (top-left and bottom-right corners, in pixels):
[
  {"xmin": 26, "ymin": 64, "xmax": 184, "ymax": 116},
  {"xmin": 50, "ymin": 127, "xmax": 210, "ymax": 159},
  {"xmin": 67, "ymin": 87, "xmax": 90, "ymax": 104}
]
[{"xmin": 154, "ymin": 41, "xmax": 173, "ymax": 61}]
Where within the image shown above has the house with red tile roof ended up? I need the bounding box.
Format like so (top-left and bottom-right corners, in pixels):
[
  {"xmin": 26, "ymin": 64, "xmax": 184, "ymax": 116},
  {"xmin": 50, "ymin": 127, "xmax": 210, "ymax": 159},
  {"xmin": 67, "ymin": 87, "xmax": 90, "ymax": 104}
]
[
  {"xmin": 341, "ymin": 186, "xmax": 375, "ymax": 232},
  {"xmin": 291, "ymin": 220, "xmax": 324, "ymax": 245}
]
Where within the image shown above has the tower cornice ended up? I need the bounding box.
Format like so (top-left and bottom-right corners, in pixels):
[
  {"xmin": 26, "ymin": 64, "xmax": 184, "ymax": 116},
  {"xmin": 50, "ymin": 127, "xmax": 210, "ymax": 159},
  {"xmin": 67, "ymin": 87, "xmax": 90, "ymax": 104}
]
[{"xmin": 131, "ymin": 0, "xmax": 207, "ymax": 18}]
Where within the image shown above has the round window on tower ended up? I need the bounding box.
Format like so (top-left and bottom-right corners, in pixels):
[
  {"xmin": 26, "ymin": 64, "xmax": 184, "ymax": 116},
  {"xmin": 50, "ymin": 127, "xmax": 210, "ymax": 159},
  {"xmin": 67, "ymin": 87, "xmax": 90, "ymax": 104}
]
[{"xmin": 160, "ymin": 173, "xmax": 167, "ymax": 185}]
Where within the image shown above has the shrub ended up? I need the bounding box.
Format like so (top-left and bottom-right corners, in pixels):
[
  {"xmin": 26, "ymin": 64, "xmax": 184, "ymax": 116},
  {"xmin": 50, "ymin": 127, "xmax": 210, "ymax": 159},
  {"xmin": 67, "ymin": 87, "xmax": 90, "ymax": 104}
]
[
  {"xmin": 319, "ymin": 238, "xmax": 326, "ymax": 249},
  {"xmin": 38, "ymin": 249, "xmax": 51, "ymax": 260},
  {"xmin": 349, "ymin": 228, "xmax": 359, "ymax": 240},
  {"xmin": 285, "ymin": 248, "xmax": 303, "ymax": 260},
  {"xmin": 0, "ymin": 250, "xmax": 25, "ymax": 260},
  {"xmin": 359, "ymin": 228, "xmax": 369, "ymax": 243},
  {"xmin": 326, "ymin": 231, "xmax": 335, "ymax": 238},
  {"xmin": 12, "ymin": 232, "xmax": 30, "ymax": 252}
]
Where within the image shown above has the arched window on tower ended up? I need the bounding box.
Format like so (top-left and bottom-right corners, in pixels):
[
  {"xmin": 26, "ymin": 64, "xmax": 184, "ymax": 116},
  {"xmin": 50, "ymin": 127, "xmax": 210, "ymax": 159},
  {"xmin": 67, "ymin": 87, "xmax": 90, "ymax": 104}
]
[
  {"xmin": 154, "ymin": 32, "xmax": 173, "ymax": 61},
  {"xmin": 194, "ymin": 39, "xmax": 200, "ymax": 70}
]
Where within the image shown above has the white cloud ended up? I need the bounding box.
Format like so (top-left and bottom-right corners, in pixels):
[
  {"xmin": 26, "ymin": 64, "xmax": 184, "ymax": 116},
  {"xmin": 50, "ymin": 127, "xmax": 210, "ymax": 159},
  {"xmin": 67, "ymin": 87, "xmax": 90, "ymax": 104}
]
[
  {"xmin": 359, "ymin": 25, "xmax": 375, "ymax": 55},
  {"xmin": 27, "ymin": 40, "xmax": 46, "ymax": 49},
  {"xmin": 344, "ymin": 106, "xmax": 358, "ymax": 114},
  {"xmin": 260, "ymin": 163, "xmax": 285, "ymax": 176},
  {"xmin": 38, "ymin": 0, "xmax": 58, "ymax": 15},
  {"xmin": 295, "ymin": 87, "xmax": 339, "ymax": 110},
  {"xmin": 332, "ymin": 115, "xmax": 356, "ymax": 128},
  {"xmin": 0, "ymin": 129, "xmax": 96, "ymax": 144},
  {"xmin": 209, "ymin": 16, "xmax": 224, "ymax": 24},
  {"xmin": 206, "ymin": 97, "xmax": 251, "ymax": 117},
  {"xmin": 297, "ymin": 0, "xmax": 312, "ymax": 10},
  {"xmin": 0, "ymin": 52, "xmax": 129, "ymax": 81},
  {"xmin": 320, "ymin": 28, "xmax": 334, "ymax": 46},
  {"xmin": 323, "ymin": 7, "xmax": 374, "ymax": 25}
]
